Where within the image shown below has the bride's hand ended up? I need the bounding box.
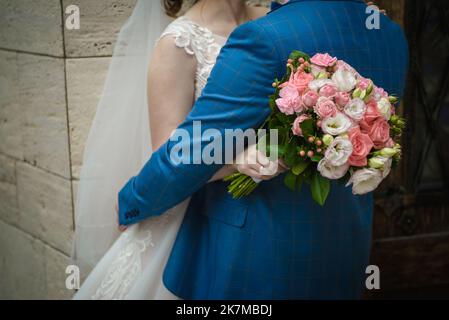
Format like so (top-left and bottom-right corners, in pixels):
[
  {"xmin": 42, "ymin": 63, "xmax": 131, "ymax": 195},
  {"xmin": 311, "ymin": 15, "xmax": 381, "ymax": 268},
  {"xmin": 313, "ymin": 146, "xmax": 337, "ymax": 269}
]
[{"xmin": 234, "ymin": 144, "xmax": 289, "ymax": 181}]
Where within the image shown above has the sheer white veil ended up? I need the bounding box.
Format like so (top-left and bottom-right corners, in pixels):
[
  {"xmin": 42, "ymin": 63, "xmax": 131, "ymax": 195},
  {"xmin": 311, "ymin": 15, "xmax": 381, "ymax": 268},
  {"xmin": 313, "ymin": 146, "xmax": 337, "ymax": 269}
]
[{"xmin": 71, "ymin": 0, "xmax": 172, "ymax": 273}]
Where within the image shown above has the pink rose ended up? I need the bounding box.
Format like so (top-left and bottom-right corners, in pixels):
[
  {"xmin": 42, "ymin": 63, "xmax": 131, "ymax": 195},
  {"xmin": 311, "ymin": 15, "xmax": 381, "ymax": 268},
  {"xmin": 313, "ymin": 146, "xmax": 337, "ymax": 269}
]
[
  {"xmin": 281, "ymin": 70, "xmax": 314, "ymax": 95},
  {"xmin": 358, "ymin": 77, "xmax": 371, "ymax": 90},
  {"xmin": 319, "ymin": 84, "xmax": 338, "ymax": 98},
  {"xmin": 336, "ymin": 60, "xmax": 359, "ymax": 77},
  {"xmin": 302, "ymin": 90, "xmax": 319, "ymax": 108},
  {"xmin": 360, "ymin": 100, "xmax": 382, "ymax": 132},
  {"xmin": 335, "ymin": 92, "xmax": 350, "ymax": 108},
  {"xmin": 386, "ymin": 138, "xmax": 395, "ymax": 148},
  {"xmin": 311, "ymin": 53, "xmax": 338, "ymax": 68},
  {"xmin": 292, "ymin": 114, "xmax": 310, "ymax": 136},
  {"xmin": 368, "ymin": 118, "xmax": 391, "ymax": 150},
  {"xmin": 348, "ymin": 127, "xmax": 374, "ymax": 167},
  {"xmin": 373, "ymin": 86, "xmax": 388, "ymax": 101},
  {"xmin": 314, "ymin": 97, "xmax": 338, "ymax": 119},
  {"xmin": 276, "ymin": 85, "xmax": 302, "ymax": 115}
]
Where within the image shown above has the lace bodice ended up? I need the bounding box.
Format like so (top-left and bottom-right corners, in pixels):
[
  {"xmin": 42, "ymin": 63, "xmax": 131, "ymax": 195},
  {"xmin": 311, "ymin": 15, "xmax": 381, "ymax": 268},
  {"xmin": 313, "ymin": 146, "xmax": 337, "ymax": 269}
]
[{"xmin": 158, "ymin": 16, "xmax": 227, "ymax": 100}]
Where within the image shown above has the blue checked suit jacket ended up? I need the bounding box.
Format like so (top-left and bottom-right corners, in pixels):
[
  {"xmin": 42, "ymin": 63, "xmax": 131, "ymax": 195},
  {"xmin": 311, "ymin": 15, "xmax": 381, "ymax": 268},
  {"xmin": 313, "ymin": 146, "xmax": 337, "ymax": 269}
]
[{"xmin": 118, "ymin": 0, "xmax": 409, "ymax": 299}]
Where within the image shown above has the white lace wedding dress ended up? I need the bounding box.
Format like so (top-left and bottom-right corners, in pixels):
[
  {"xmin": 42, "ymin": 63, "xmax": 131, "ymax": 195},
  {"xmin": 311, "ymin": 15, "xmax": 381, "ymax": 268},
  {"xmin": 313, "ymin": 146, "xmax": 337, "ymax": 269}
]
[{"xmin": 73, "ymin": 16, "xmax": 227, "ymax": 300}]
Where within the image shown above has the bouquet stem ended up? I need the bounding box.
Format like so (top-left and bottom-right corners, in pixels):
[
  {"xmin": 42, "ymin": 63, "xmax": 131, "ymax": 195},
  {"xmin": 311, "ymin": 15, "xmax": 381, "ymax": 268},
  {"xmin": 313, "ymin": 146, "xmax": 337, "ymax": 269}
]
[{"xmin": 224, "ymin": 173, "xmax": 259, "ymax": 199}]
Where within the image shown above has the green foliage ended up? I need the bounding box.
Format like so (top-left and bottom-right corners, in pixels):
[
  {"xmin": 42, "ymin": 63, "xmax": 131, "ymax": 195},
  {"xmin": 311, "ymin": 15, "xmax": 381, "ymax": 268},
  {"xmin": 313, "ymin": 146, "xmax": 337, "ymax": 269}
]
[
  {"xmin": 311, "ymin": 172, "xmax": 330, "ymax": 206},
  {"xmin": 300, "ymin": 119, "xmax": 315, "ymax": 138}
]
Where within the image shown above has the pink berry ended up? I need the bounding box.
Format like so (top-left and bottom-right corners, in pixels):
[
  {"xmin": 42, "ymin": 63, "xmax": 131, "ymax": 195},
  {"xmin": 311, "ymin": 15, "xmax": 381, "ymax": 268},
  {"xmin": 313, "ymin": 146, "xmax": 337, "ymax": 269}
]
[
  {"xmin": 307, "ymin": 151, "xmax": 314, "ymax": 158},
  {"xmin": 308, "ymin": 137, "xmax": 315, "ymax": 143},
  {"xmin": 316, "ymin": 140, "xmax": 323, "ymax": 146},
  {"xmin": 299, "ymin": 150, "xmax": 306, "ymax": 157},
  {"xmin": 317, "ymin": 148, "xmax": 322, "ymax": 153}
]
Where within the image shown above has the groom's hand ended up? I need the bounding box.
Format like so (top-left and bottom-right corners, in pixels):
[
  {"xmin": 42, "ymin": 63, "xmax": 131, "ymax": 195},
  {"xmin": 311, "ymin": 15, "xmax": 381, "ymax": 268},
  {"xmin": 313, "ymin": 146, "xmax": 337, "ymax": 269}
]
[{"xmin": 115, "ymin": 200, "xmax": 127, "ymax": 232}]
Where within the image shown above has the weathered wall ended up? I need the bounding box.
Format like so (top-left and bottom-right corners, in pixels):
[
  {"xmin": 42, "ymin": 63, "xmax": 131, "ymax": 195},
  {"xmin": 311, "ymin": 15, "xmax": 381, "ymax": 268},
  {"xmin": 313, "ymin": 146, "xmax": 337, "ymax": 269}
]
[{"xmin": 0, "ymin": 0, "xmax": 137, "ymax": 299}]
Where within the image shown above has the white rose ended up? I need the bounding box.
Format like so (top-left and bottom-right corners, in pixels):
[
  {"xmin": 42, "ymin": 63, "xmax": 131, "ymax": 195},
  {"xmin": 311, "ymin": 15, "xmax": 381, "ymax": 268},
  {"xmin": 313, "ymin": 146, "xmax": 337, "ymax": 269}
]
[
  {"xmin": 318, "ymin": 159, "xmax": 350, "ymax": 180},
  {"xmin": 324, "ymin": 136, "xmax": 353, "ymax": 166},
  {"xmin": 331, "ymin": 68, "xmax": 357, "ymax": 92},
  {"xmin": 344, "ymin": 98, "xmax": 367, "ymax": 121},
  {"xmin": 377, "ymin": 98, "xmax": 392, "ymax": 120},
  {"xmin": 308, "ymin": 79, "xmax": 335, "ymax": 92},
  {"xmin": 321, "ymin": 113, "xmax": 353, "ymax": 136},
  {"xmin": 310, "ymin": 64, "xmax": 326, "ymax": 77},
  {"xmin": 381, "ymin": 157, "xmax": 392, "ymax": 178},
  {"xmin": 346, "ymin": 168, "xmax": 383, "ymax": 195}
]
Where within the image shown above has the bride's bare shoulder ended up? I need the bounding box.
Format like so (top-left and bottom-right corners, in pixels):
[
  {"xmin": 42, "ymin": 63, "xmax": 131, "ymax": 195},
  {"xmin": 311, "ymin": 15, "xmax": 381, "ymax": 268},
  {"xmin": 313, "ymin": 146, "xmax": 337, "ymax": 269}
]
[{"xmin": 248, "ymin": 5, "xmax": 270, "ymax": 20}]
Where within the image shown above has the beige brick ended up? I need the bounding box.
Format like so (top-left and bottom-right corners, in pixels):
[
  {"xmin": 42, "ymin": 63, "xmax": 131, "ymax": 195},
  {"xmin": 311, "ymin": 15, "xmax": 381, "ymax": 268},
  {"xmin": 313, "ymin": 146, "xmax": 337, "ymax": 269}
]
[
  {"xmin": 45, "ymin": 246, "xmax": 73, "ymax": 300},
  {"xmin": 66, "ymin": 57, "xmax": 111, "ymax": 178},
  {"xmin": 0, "ymin": 154, "xmax": 19, "ymax": 226},
  {"xmin": 0, "ymin": 221, "xmax": 47, "ymax": 299},
  {"xmin": 0, "ymin": 50, "xmax": 23, "ymax": 159},
  {"xmin": 18, "ymin": 53, "xmax": 71, "ymax": 178},
  {"xmin": 63, "ymin": 0, "xmax": 137, "ymax": 57},
  {"xmin": 0, "ymin": 0, "xmax": 64, "ymax": 56},
  {"xmin": 16, "ymin": 162, "xmax": 73, "ymax": 255}
]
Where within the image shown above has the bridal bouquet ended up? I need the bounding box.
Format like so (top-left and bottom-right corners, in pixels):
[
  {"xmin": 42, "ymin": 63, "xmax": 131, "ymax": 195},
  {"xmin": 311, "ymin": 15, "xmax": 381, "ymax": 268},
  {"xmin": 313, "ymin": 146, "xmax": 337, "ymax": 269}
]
[{"xmin": 225, "ymin": 51, "xmax": 405, "ymax": 206}]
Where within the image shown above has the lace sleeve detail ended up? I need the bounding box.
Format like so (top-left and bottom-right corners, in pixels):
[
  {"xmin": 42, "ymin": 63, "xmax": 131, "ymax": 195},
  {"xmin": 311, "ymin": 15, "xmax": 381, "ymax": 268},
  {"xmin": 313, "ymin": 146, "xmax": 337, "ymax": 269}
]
[
  {"xmin": 157, "ymin": 17, "xmax": 196, "ymax": 55},
  {"xmin": 156, "ymin": 16, "xmax": 225, "ymax": 99}
]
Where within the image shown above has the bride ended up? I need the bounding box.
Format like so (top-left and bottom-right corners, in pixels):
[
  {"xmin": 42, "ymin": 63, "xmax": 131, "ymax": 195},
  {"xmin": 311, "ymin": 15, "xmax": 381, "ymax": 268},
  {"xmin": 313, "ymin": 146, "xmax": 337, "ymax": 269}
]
[{"xmin": 72, "ymin": 0, "xmax": 286, "ymax": 300}]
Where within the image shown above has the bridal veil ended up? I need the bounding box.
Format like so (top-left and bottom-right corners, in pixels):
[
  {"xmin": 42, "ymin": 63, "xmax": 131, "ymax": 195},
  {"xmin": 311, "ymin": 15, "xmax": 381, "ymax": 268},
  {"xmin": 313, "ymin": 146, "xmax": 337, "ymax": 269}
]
[{"xmin": 72, "ymin": 0, "xmax": 172, "ymax": 274}]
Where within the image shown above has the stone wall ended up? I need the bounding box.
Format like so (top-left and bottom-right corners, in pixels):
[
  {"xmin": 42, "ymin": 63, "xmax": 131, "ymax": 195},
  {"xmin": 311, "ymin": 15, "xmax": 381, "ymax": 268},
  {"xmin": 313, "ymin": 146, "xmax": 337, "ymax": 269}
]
[{"xmin": 0, "ymin": 0, "xmax": 137, "ymax": 300}]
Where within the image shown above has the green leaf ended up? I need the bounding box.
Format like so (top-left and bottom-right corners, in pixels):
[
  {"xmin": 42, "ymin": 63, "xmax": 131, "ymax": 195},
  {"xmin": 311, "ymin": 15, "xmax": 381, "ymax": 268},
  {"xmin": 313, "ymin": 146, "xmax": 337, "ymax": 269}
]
[
  {"xmin": 276, "ymin": 145, "xmax": 286, "ymax": 157},
  {"xmin": 311, "ymin": 155, "xmax": 323, "ymax": 163},
  {"xmin": 289, "ymin": 51, "xmax": 311, "ymax": 63},
  {"xmin": 276, "ymin": 113, "xmax": 294, "ymax": 125},
  {"xmin": 292, "ymin": 161, "xmax": 309, "ymax": 176},
  {"xmin": 284, "ymin": 171, "xmax": 297, "ymax": 192},
  {"xmin": 311, "ymin": 172, "xmax": 330, "ymax": 206},
  {"xmin": 283, "ymin": 143, "xmax": 298, "ymax": 167},
  {"xmin": 300, "ymin": 119, "xmax": 315, "ymax": 138}
]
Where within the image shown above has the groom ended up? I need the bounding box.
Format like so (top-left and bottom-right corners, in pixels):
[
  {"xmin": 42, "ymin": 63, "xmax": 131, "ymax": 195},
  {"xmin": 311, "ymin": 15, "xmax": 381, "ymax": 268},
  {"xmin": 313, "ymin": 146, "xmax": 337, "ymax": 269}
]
[{"xmin": 118, "ymin": 0, "xmax": 408, "ymax": 299}]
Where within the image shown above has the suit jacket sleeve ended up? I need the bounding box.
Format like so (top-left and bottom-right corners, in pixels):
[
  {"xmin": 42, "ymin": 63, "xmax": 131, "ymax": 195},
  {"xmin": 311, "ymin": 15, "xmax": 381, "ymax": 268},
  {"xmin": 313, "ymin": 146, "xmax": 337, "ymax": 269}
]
[{"xmin": 118, "ymin": 21, "xmax": 280, "ymax": 226}]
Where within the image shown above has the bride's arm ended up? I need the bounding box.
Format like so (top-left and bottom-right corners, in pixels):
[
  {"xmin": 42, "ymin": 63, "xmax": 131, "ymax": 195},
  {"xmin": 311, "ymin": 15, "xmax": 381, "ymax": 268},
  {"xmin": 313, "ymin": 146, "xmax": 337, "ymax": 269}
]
[
  {"xmin": 148, "ymin": 36, "xmax": 282, "ymax": 184},
  {"xmin": 147, "ymin": 36, "xmax": 197, "ymax": 151}
]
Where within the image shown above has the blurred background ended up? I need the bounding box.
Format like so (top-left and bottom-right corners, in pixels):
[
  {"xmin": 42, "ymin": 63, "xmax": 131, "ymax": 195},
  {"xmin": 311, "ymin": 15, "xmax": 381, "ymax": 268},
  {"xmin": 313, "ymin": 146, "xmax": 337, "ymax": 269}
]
[{"xmin": 0, "ymin": 0, "xmax": 448, "ymax": 299}]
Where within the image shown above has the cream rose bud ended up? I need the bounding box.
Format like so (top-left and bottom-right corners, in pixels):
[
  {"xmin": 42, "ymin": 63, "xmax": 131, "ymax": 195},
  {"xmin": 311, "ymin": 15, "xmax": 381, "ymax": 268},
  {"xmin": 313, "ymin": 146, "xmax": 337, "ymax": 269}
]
[
  {"xmin": 344, "ymin": 98, "xmax": 367, "ymax": 121},
  {"xmin": 321, "ymin": 112, "xmax": 353, "ymax": 136},
  {"xmin": 368, "ymin": 156, "xmax": 390, "ymax": 170},
  {"xmin": 331, "ymin": 68, "xmax": 357, "ymax": 92},
  {"xmin": 379, "ymin": 147, "xmax": 398, "ymax": 158},
  {"xmin": 377, "ymin": 98, "xmax": 392, "ymax": 120},
  {"xmin": 346, "ymin": 168, "xmax": 383, "ymax": 195},
  {"xmin": 318, "ymin": 159, "xmax": 350, "ymax": 180},
  {"xmin": 324, "ymin": 136, "xmax": 353, "ymax": 167},
  {"xmin": 322, "ymin": 134, "xmax": 334, "ymax": 146}
]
